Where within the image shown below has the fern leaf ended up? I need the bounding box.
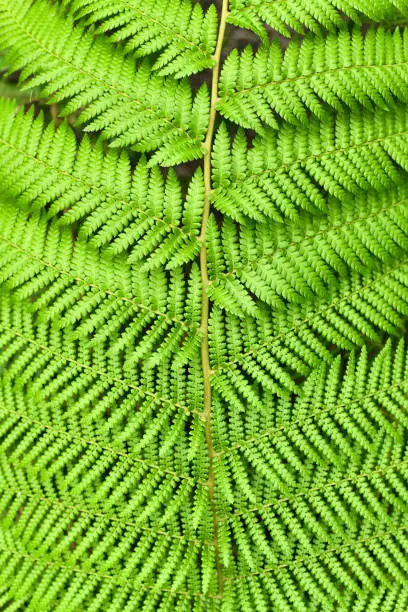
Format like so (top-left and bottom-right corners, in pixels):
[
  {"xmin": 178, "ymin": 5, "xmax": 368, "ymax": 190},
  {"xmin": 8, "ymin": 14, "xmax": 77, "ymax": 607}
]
[
  {"xmin": 0, "ymin": 293, "xmax": 215, "ymax": 606},
  {"xmin": 2, "ymin": 1, "xmax": 408, "ymax": 609},
  {"xmin": 61, "ymin": 0, "xmax": 218, "ymax": 78},
  {"xmin": 218, "ymin": 27, "xmax": 408, "ymax": 131},
  {"xmin": 0, "ymin": 0, "xmax": 209, "ymax": 164},
  {"xmin": 0, "ymin": 208, "xmax": 203, "ymax": 366},
  {"xmin": 207, "ymin": 183, "xmax": 408, "ymax": 311},
  {"xmin": 0, "ymin": 101, "xmax": 203, "ymax": 267},
  {"xmin": 209, "ymin": 257, "xmax": 408, "ymax": 424},
  {"xmin": 212, "ymin": 106, "xmax": 408, "ymax": 222},
  {"xmin": 228, "ymin": 0, "xmax": 408, "ymax": 39},
  {"xmin": 212, "ymin": 341, "xmax": 408, "ymax": 599}
]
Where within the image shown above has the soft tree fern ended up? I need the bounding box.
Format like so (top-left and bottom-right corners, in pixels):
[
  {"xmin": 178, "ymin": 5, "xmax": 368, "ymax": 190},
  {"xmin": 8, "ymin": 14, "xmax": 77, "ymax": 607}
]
[{"xmin": 1, "ymin": 0, "xmax": 408, "ymax": 609}]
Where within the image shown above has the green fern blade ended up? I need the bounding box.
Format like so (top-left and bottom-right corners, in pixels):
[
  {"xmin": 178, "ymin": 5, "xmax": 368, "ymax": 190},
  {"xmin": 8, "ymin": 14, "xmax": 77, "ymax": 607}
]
[
  {"xmin": 213, "ymin": 106, "xmax": 408, "ymax": 222},
  {"xmin": 208, "ymin": 257, "xmax": 408, "ymax": 424},
  {"xmin": 207, "ymin": 184, "xmax": 408, "ymax": 311},
  {"xmin": 0, "ymin": 292, "xmax": 217, "ymax": 592},
  {"xmin": 0, "ymin": 0, "xmax": 209, "ymax": 163},
  {"xmin": 0, "ymin": 101, "xmax": 203, "ymax": 267},
  {"xmin": 60, "ymin": 0, "xmax": 217, "ymax": 78},
  {"xmin": 0, "ymin": 349, "xmax": 219, "ymax": 608},
  {"xmin": 2, "ymin": 0, "xmax": 408, "ymax": 608},
  {"xmin": 211, "ymin": 341, "xmax": 408, "ymax": 608},
  {"xmin": 218, "ymin": 27, "xmax": 408, "ymax": 130},
  {"xmin": 228, "ymin": 0, "xmax": 408, "ymax": 39},
  {"xmin": 0, "ymin": 529, "xmax": 212, "ymax": 611},
  {"xmin": 0, "ymin": 196, "xmax": 205, "ymax": 397}
]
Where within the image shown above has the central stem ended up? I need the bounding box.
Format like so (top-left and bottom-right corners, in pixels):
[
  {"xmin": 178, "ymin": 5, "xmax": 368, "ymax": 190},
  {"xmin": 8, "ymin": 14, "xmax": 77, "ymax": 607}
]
[{"xmin": 199, "ymin": 0, "xmax": 229, "ymax": 596}]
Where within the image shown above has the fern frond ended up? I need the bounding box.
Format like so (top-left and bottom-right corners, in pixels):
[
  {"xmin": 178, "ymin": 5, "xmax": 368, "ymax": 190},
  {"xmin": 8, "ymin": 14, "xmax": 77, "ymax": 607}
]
[
  {"xmin": 0, "ymin": 101, "xmax": 203, "ymax": 267},
  {"xmin": 0, "ymin": 205, "xmax": 203, "ymax": 369},
  {"xmin": 2, "ymin": 0, "xmax": 408, "ymax": 609},
  {"xmin": 209, "ymin": 256, "xmax": 408, "ymax": 413},
  {"xmin": 212, "ymin": 106, "xmax": 408, "ymax": 223},
  {"xmin": 61, "ymin": 0, "xmax": 218, "ymax": 78},
  {"xmin": 0, "ymin": 290, "xmax": 218, "ymax": 607},
  {"xmin": 211, "ymin": 341, "xmax": 408, "ymax": 608},
  {"xmin": 228, "ymin": 0, "xmax": 408, "ymax": 40},
  {"xmin": 207, "ymin": 183, "xmax": 408, "ymax": 312},
  {"xmin": 0, "ymin": 0, "xmax": 209, "ymax": 165},
  {"xmin": 218, "ymin": 27, "xmax": 408, "ymax": 131}
]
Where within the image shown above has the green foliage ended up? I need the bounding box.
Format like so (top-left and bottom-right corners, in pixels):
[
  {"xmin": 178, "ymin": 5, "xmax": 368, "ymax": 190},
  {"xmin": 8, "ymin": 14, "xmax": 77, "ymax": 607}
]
[
  {"xmin": 0, "ymin": 0, "xmax": 209, "ymax": 165},
  {"xmin": 228, "ymin": 0, "xmax": 408, "ymax": 39},
  {"xmin": 218, "ymin": 27, "xmax": 408, "ymax": 129},
  {"xmin": 61, "ymin": 0, "xmax": 218, "ymax": 77},
  {"xmin": 211, "ymin": 108, "xmax": 408, "ymax": 222},
  {"xmin": 1, "ymin": 0, "xmax": 408, "ymax": 610}
]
